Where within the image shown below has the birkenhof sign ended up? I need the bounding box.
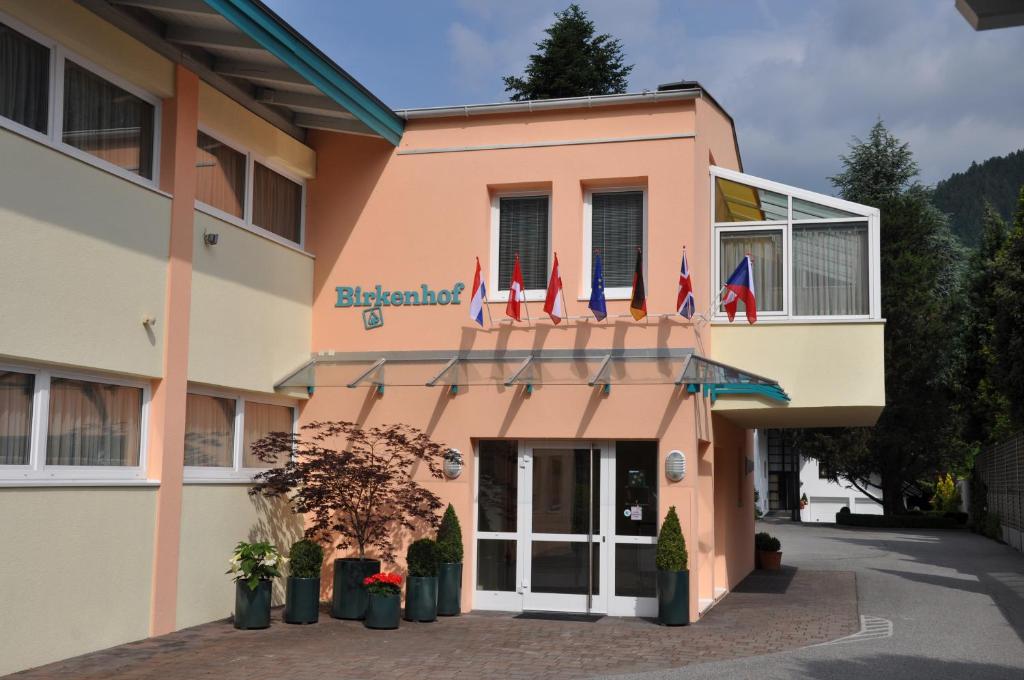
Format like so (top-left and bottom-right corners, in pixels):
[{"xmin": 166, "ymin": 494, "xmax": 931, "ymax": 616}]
[{"xmin": 335, "ymin": 283, "xmax": 465, "ymax": 308}]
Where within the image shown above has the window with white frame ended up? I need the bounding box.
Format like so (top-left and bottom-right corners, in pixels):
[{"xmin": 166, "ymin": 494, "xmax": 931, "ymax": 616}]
[
  {"xmin": 0, "ymin": 16, "xmax": 159, "ymax": 184},
  {"xmin": 0, "ymin": 366, "xmax": 148, "ymax": 481},
  {"xmin": 713, "ymin": 169, "xmax": 877, "ymax": 319},
  {"xmin": 195, "ymin": 129, "xmax": 305, "ymax": 246},
  {"xmin": 491, "ymin": 194, "xmax": 550, "ymax": 299},
  {"xmin": 583, "ymin": 188, "xmax": 646, "ymax": 298},
  {"xmin": 183, "ymin": 391, "xmax": 293, "ymax": 479}
]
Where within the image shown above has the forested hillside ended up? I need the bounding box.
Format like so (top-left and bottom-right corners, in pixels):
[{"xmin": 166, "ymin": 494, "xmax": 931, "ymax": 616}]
[{"xmin": 932, "ymin": 149, "xmax": 1024, "ymax": 246}]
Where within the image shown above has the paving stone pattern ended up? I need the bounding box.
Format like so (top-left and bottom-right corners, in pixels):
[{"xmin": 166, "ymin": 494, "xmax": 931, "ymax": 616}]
[{"xmin": 8, "ymin": 568, "xmax": 857, "ymax": 680}]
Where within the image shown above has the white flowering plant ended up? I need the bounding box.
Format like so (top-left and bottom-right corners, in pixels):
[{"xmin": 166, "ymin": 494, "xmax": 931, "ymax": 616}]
[{"xmin": 226, "ymin": 541, "xmax": 285, "ymax": 590}]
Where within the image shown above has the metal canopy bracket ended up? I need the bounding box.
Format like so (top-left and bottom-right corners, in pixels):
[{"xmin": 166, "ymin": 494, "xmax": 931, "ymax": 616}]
[
  {"xmin": 425, "ymin": 357, "xmax": 461, "ymax": 395},
  {"xmin": 504, "ymin": 355, "xmax": 535, "ymax": 391},
  {"xmin": 588, "ymin": 354, "xmax": 613, "ymax": 394},
  {"xmin": 347, "ymin": 358, "xmax": 386, "ymax": 390}
]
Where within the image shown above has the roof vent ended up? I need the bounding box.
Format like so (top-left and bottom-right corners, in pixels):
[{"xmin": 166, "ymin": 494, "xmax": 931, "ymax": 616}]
[{"xmin": 657, "ymin": 80, "xmax": 700, "ymax": 92}]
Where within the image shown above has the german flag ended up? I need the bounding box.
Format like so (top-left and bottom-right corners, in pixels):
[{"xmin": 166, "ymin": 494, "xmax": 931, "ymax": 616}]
[{"xmin": 629, "ymin": 249, "xmax": 647, "ymax": 321}]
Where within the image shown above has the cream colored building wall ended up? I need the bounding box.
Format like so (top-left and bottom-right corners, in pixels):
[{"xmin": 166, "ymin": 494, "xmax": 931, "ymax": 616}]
[
  {"xmin": 188, "ymin": 212, "xmax": 313, "ymax": 394},
  {"xmin": 0, "ymin": 130, "xmax": 170, "ymax": 377},
  {"xmin": 711, "ymin": 322, "xmax": 886, "ymax": 427},
  {"xmin": 2, "ymin": 0, "xmax": 174, "ymax": 98},
  {"xmin": 175, "ymin": 485, "xmax": 303, "ymax": 630},
  {"xmin": 0, "ymin": 488, "xmax": 156, "ymax": 675}
]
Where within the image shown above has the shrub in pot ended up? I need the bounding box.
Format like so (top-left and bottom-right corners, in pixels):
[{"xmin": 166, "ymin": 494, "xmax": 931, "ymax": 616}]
[
  {"xmin": 755, "ymin": 531, "xmax": 782, "ymax": 570},
  {"xmin": 363, "ymin": 572, "xmax": 402, "ymax": 630},
  {"xmin": 405, "ymin": 538, "xmax": 439, "ymax": 622},
  {"xmin": 284, "ymin": 539, "xmax": 323, "ymax": 624},
  {"xmin": 226, "ymin": 541, "xmax": 283, "ymax": 630},
  {"xmin": 436, "ymin": 503, "xmax": 464, "ymax": 616},
  {"xmin": 655, "ymin": 506, "xmax": 689, "ymax": 626}
]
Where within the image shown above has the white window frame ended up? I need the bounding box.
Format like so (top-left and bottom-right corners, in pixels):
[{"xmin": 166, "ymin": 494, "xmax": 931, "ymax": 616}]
[
  {"xmin": 182, "ymin": 386, "xmax": 297, "ymax": 483},
  {"xmin": 0, "ymin": 10, "xmax": 162, "ymax": 191},
  {"xmin": 580, "ymin": 186, "xmax": 648, "ymax": 301},
  {"xmin": 193, "ymin": 125, "xmax": 308, "ymax": 252},
  {"xmin": 0, "ymin": 362, "xmax": 150, "ymax": 485},
  {"xmin": 489, "ymin": 191, "xmax": 552, "ymax": 303},
  {"xmin": 710, "ymin": 166, "xmax": 881, "ymax": 323}
]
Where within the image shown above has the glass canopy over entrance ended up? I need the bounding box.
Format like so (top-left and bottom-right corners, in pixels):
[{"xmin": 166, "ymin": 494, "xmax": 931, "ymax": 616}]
[{"xmin": 276, "ymin": 349, "xmax": 789, "ymax": 403}]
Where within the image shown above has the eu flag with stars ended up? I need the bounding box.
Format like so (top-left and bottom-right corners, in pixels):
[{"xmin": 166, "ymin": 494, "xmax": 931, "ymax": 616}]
[{"xmin": 589, "ymin": 253, "xmax": 608, "ymax": 321}]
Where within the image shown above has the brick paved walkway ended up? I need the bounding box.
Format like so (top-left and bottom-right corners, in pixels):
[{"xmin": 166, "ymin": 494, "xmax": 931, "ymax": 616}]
[{"xmin": 9, "ymin": 568, "xmax": 857, "ymax": 680}]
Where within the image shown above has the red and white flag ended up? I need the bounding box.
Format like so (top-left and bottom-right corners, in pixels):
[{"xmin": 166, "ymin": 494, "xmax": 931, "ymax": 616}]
[
  {"xmin": 543, "ymin": 253, "xmax": 564, "ymax": 324},
  {"xmin": 506, "ymin": 253, "xmax": 526, "ymax": 321}
]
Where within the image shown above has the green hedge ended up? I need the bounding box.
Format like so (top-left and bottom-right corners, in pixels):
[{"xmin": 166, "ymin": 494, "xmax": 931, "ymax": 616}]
[{"xmin": 835, "ymin": 512, "xmax": 963, "ymax": 529}]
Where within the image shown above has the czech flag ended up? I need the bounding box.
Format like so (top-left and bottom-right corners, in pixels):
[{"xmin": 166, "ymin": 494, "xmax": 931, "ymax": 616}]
[
  {"xmin": 543, "ymin": 253, "xmax": 564, "ymax": 324},
  {"xmin": 470, "ymin": 257, "xmax": 486, "ymax": 326},
  {"xmin": 629, "ymin": 249, "xmax": 647, "ymax": 321},
  {"xmin": 506, "ymin": 253, "xmax": 525, "ymax": 321},
  {"xmin": 677, "ymin": 250, "xmax": 695, "ymax": 319},
  {"xmin": 588, "ymin": 253, "xmax": 608, "ymax": 321},
  {"xmin": 723, "ymin": 255, "xmax": 757, "ymax": 324}
]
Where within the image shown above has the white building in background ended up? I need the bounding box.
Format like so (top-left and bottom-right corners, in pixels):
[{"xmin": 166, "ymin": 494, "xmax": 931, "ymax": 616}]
[{"xmin": 753, "ymin": 429, "xmax": 883, "ymax": 522}]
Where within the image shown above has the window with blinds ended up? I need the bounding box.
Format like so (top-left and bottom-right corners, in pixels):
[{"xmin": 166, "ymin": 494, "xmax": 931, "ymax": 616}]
[
  {"xmin": 591, "ymin": 190, "xmax": 644, "ymax": 288},
  {"xmin": 497, "ymin": 195, "xmax": 549, "ymax": 291}
]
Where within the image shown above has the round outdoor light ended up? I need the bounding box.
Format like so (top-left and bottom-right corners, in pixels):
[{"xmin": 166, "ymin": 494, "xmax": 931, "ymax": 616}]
[
  {"xmin": 443, "ymin": 448, "xmax": 463, "ymax": 479},
  {"xmin": 665, "ymin": 450, "xmax": 686, "ymax": 482}
]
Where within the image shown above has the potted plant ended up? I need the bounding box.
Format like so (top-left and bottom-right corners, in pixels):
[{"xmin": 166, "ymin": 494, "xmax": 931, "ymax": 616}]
[
  {"xmin": 436, "ymin": 503, "xmax": 464, "ymax": 616},
  {"xmin": 655, "ymin": 506, "xmax": 689, "ymax": 626},
  {"xmin": 226, "ymin": 541, "xmax": 283, "ymax": 630},
  {"xmin": 755, "ymin": 531, "xmax": 782, "ymax": 570},
  {"xmin": 404, "ymin": 538, "xmax": 439, "ymax": 622},
  {"xmin": 363, "ymin": 572, "xmax": 402, "ymax": 630},
  {"xmin": 250, "ymin": 422, "xmax": 448, "ymax": 620},
  {"xmin": 284, "ymin": 539, "xmax": 323, "ymax": 624}
]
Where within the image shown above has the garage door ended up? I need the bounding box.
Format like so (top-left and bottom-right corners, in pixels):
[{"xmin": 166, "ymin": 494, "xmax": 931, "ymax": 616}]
[{"xmin": 809, "ymin": 497, "xmax": 849, "ymax": 523}]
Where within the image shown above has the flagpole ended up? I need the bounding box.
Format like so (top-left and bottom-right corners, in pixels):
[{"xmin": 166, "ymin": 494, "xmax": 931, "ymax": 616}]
[{"xmin": 484, "ymin": 293, "xmax": 495, "ymax": 328}]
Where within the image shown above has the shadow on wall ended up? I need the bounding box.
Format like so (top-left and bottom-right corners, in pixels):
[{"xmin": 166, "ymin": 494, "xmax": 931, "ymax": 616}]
[
  {"xmin": 797, "ymin": 654, "xmax": 1023, "ymax": 680},
  {"xmin": 247, "ymin": 492, "xmax": 304, "ymax": 604}
]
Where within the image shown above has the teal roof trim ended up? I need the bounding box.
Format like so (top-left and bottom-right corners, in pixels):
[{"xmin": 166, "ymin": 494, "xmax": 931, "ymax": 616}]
[
  {"xmin": 704, "ymin": 383, "xmax": 791, "ymax": 405},
  {"xmin": 203, "ymin": 0, "xmax": 404, "ymax": 145}
]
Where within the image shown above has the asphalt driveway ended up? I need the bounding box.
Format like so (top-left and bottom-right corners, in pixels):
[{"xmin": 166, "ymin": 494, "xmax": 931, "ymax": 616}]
[{"xmin": 610, "ymin": 520, "xmax": 1024, "ymax": 680}]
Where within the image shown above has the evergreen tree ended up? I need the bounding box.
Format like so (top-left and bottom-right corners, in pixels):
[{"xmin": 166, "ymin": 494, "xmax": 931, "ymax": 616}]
[
  {"xmin": 503, "ymin": 4, "xmax": 633, "ymax": 102},
  {"xmin": 829, "ymin": 120, "xmax": 919, "ymax": 205},
  {"xmin": 932, "ymin": 150, "xmax": 1024, "ymax": 247},
  {"xmin": 991, "ymin": 188, "xmax": 1024, "ymax": 429}
]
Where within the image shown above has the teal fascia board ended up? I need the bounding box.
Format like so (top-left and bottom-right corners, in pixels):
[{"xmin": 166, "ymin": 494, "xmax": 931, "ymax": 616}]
[
  {"xmin": 204, "ymin": 0, "xmax": 404, "ymax": 145},
  {"xmin": 706, "ymin": 383, "xmax": 790, "ymax": 405}
]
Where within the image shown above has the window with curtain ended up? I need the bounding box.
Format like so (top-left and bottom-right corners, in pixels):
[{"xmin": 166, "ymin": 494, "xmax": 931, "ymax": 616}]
[
  {"xmin": 0, "ymin": 371, "xmax": 34, "ymax": 465},
  {"xmin": 719, "ymin": 230, "xmax": 784, "ymax": 312},
  {"xmin": 46, "ymin": 378, "xmax": 142, "ymax": 466},
  {"xmin": 196, "ymin": 132, "xmax": 246, "ymax": 219},
  {"xmin": 242, "ymin": 402, "xmax": 292, "ymax": 468},
  {"xmin": 62, "ymin": 59, "xmax": 155, "ymax": 179},
  {"xmin": 0, "ymin": 21, "xmax": 50, "ymax": 134},
  {"xmin": 252, "ymin": 162, "xmax": 302, "ymax": 244},
  {"xmin": 498, "ymin": 195, "xmax": 549, "ymax": 292},
  {"xmin": 793, "ymin": 222, "xmax": 869, "ymax": 316},
  {"xmin": 184, "ymin": 393, "xmax": 235, "ymax": 467},
  {"xmin": 591, "ymin": 190, "xmax": 643, "ymax": 288}
]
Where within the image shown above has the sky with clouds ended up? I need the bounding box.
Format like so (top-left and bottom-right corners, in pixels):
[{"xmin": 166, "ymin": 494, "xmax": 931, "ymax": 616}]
[{"xmin": 264, "ymin": 0, "xmax": 1024, "ymax": 194}]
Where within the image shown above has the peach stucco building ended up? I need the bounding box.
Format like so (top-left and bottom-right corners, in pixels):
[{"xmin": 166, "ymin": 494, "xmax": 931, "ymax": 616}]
[{"xmin": 0, "ymin": 0, "xmax": 884, "ymax": 674}]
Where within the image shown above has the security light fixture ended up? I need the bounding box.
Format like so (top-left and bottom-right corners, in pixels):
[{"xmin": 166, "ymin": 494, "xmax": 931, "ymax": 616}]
[{"xmin": 203, "ymin": 231, "xmax": 219, "ymax": 246}]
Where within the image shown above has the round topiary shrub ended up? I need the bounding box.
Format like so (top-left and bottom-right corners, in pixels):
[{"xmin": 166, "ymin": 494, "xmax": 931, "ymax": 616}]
[
  {"xmin": 436, "ymin": 503, "xmax": 464, "ymax": 564},
  {"xmin": 656, "ymin": 506, "xmax": 688, "ymax": 572},
  {"xmin": 288, "ymin": 539, "xmax": 324, "ymax": 579},
  {"xmin": 407, "ymin": 538, "xmax": 439, "ymax": 578},
  {"xmin": 755, "ymin": 531, "xmax": 781, "ymax": 552}
]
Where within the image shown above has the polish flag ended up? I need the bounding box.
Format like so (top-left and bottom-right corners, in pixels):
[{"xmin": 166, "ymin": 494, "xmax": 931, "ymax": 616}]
[
  {"xmin": 506, "ymin": 253, "xmax": 525, "ymax": 321},
  {"xmin": 543, "ymin": 253, "xmax": 564, "ymax": 324}
]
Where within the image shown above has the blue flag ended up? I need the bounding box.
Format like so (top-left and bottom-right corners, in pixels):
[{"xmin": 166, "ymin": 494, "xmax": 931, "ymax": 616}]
[{"xmin": 588, "ymin": 253, "xmax": 608, "ymax": 321}]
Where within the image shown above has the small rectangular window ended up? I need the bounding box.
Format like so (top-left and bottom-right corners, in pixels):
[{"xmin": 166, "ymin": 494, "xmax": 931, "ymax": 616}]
[
  {"xmin": 0, "ymin": 370, "xmax": 35, "ymax": 465},
  {"xmin": 720, "ymin": 230, "xmax": 784, "ymax": 313},
  {"xmin": 252, "ymin": 162, "xmax": 302, "ymax": 243},
  {"xmin": 591, "ymin": 191, "xmax": 644, "ymax": 288},
  {"xmin": 62, "ymin": 59, "xmax": 155, "ymax": 179},
  {"xmin": 0, "ymin": 21, "xmax": 50, "ymax": 134},
  {"xmin": 196, "ymin": 132, "xmax": 246, "ymax": 219},
  {"xmin": 46, "ymin": 377, "xmax": 142, "ymax": 466},
  {"xmin": 498, "ymin": 195, "xmax": 549, "ymax": 291},
  {"xmin": 184, "ymin": 393, "xmax": 235, "ymax": 467},
  {"xmin": 242, "ymin": 402, "xmax": 292, "ymax": 468},
  {"xmin": 793, "ymin": 222, "xmax": 869, "ymax": 316}
]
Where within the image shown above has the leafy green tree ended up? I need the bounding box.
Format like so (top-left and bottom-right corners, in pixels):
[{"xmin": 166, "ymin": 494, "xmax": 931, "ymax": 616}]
[
  {"xmin": 503, "ymin": 4, "xmax": 633, "ymax": 101},
  {"xmin": 991, "ymin": 188, "xmax": 1024, "ymax": 428}
]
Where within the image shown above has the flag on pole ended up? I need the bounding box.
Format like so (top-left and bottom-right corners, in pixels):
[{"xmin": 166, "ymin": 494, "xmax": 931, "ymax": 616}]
[
  {"xmin": 469, "ymin": 257, "xmax": 486, "ymax": 326},
  {"xmin": 723, "ymin": 255, "xmax": 757, "ymax": 324},
  {"xmin": 506, "ymin": 253, "xmax": 525, "ymax": 321},
  {"xmin": 588, "ymin": 253, "xmax": 607, "ymax": 321},
  {"xmin": 629, "ymin": 249, "xmax": 647, "ymax": 321},
  {"xmin": 543, "ymin": 253, "xmax": 564, "ymax": 324},
  {"xmin": 677, "ymin": 250, "xmax": 695, "ymax": 319}
]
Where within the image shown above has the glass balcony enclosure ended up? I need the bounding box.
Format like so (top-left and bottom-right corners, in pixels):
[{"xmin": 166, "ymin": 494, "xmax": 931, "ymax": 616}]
[{"xmin": 712, "ymin": 166, "xmax": 881, "ymax": 321}]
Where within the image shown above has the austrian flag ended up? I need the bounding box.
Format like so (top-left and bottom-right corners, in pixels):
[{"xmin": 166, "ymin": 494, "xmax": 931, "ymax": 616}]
[
  {"xmin": 506, "ymin": 253, "xmax": 526, "ymax": 321},
  {"xmin": 543, "ymin": 253, "xmax": 565, "ymax": 324}
]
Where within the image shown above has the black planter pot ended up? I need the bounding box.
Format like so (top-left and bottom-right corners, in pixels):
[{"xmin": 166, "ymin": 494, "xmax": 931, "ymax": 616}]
[
  {"xmin": 404, "ymin": 575, "xmax": 438, "ymax": 622},
  {"xmin": 656, "ymin": 569, "xmax": 690, "ymax": 626},
  {"xmin": 364, "ymin": 592, "xmax": 401, "ymax": 629},
  {"xmin": 234, "ymin": 580, "xmax": 272, "ymax": 630},
  {"xmin": 284, "ymin": 576, "xmax": 320, "ymax": 624},
  {"xmin": 331, "ymin": 558, "xmax": 380, "ymax": 620},
  {"xmin": 437, "ymin": 562, "xmax": 462, "ymax": 616}
]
